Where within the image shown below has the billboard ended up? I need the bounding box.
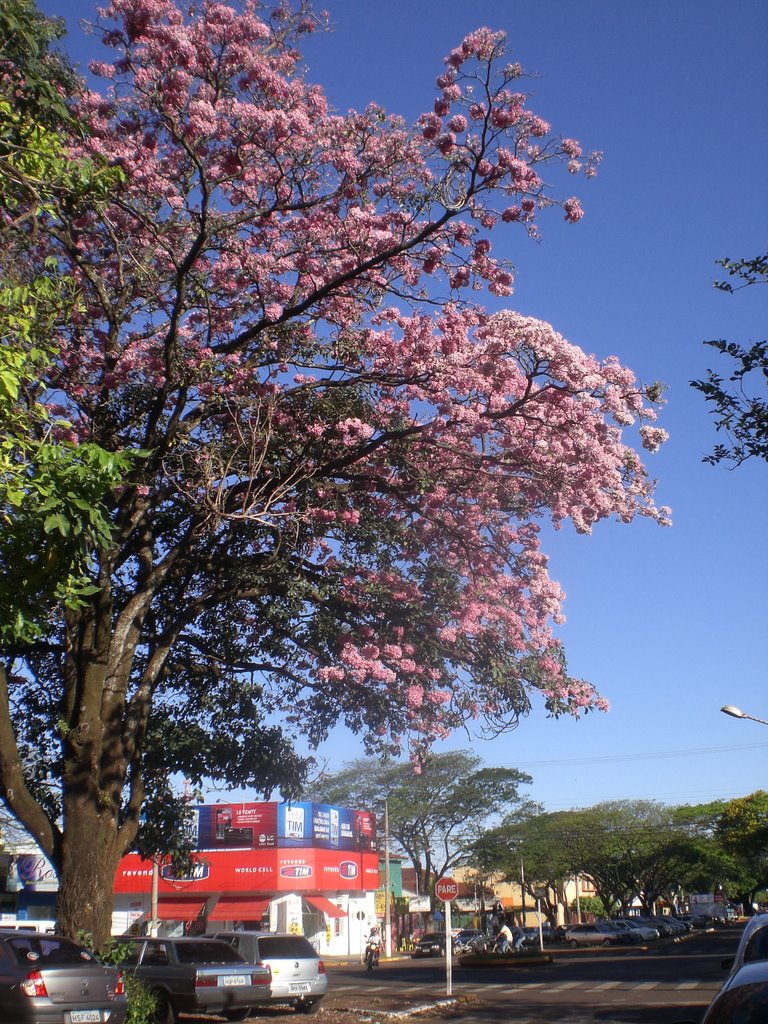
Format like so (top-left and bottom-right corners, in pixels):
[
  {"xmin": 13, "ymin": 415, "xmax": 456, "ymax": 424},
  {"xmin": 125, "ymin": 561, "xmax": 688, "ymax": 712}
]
[
  {"xmin": 188, "ymin": 802, "xmax": 376, "ymax": 852},
  {"xmin": 113, "ymin": 801, "xmax": 380, "ymax": 896},
  {"xmin": 194, "ymin": 803, "xmax": 278, "ymax": 850}
]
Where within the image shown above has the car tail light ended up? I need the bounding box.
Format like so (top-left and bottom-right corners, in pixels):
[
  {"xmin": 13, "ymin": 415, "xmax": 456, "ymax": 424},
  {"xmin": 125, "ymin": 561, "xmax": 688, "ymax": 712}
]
[
  {"xmin": 115, "ymin": 971, "xmax": 125, "ymax": 996},
  {"xmin": 318, "ymin": 960, "xmax": 326, "ymax": 975},
  {"xmin": 195, "ymin": 972, "xmax": 218, "ymax": 988},
  {"xmin": 251, "ymin": 963, "xmax": 271, "ymax": 985},
  {"xmin": 21, "ymin": 971, "xmax": 48, "ymax": 997}
]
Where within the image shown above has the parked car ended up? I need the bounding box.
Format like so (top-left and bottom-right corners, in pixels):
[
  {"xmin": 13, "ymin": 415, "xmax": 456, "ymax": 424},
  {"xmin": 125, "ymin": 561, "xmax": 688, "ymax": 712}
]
[
  {"xmin": 116, "ymin": 936, "xmax": 271, "ymax": 1022},
  {"xmin": 0, "ymin": 929, "xmax": 127, "ymax": 1024},
  {"xmin": 411, "ymin": 933, "xmax": 447, "ymax": 958},
  {"xmin": 608, "ymin": 920, "xmax": 643, "ymax": 945},
  {"xmin": 614, "ymin": 918, "xmax": 660, "ymax": 941},
  {"xmin": 675, "ymin": 959, "xmax": 768, "ymax": 1024},
  {"xmin": 722, "ymin": 913, "xmax": 768, "ymax": 976},
  {"xmin": 205, "ymin": 931, "xmax": 327, "ymax": 1014},
  {"xmin": 564, "ymin": 922, "xmax": 630, "ymax": 947},
  {"xmin": 453, "ymin": 929, "xmax": 488, "ymax": 954},
  {"xmin": 669, "ymin": 914, "xmax": 692, "ymax": 932},
  {"xmin": 648, "ymin": 914, "xmax": 685, "ymax": 937}
]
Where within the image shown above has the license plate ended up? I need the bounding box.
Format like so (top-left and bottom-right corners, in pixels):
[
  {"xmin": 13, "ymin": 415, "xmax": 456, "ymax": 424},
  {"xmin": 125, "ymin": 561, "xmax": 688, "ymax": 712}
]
[
  {"xmin": 289, "ymin": 983, "xmax": 311, "ymax": 993},
  {"xmin": 220, "ymin": 975, "xmax": 248, "ymax": 986},
  {"xmin": 70, "ymin": 1013, "xmax": 101, "ymax": 1023}
]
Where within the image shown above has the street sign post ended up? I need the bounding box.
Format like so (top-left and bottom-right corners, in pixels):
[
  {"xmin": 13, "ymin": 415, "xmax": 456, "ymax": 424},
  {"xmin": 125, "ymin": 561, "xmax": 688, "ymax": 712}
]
[{"xmin": 435, "ymin": 877, "xmax": 458, "ymax": 996}]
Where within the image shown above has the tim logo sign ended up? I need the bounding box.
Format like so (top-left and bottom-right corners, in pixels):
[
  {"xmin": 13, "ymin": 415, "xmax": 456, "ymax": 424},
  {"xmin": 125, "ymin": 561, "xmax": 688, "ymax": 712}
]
[
  {"xmin": 339, "ymin": 861, "xmax": 358, "ymax": 880},
  {"xmin": 280, "ymin": 865, "xmax": 313, "ymax": 879},
  {"xmin": 161, "ymin": 862, "xmax": 210, "ymax": 882}
]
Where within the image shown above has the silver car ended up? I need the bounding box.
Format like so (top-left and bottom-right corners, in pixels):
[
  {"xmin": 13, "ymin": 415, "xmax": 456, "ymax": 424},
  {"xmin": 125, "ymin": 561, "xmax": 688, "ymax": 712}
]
[
  {"xmin": 675, "ymin": 959, "xmax": 768, "ymax": 1024},
  {"xmin": 117, "ymin": 936, "xmax": 271, "ymax": 1022},
  {"xmin": 723, "ymin": 913, "xmax": 768, "ymax": 976},
  {"xmin": 0, "ymin": 930, "xmax": 127, "ymax": 1024},
  {"xmin": 565, "ymin": 922, "xmax": 627, "ymax": 947},
  {"xmin": 207, "ymin": 932, "xmax": 327, "ymax": 1014}
]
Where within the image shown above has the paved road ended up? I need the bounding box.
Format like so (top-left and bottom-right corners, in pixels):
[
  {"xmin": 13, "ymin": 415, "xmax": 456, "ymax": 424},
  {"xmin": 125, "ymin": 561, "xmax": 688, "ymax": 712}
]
[{"xmin": 318, "ymin": 926, "xmax": 741, "ymax": 1023}]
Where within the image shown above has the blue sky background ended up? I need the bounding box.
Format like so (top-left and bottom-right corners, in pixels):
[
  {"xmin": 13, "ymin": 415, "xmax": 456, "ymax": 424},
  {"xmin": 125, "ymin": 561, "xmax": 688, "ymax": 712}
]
[{"xmin": 40, "ymin": 0, "xmax": 767, "ymax": 813}]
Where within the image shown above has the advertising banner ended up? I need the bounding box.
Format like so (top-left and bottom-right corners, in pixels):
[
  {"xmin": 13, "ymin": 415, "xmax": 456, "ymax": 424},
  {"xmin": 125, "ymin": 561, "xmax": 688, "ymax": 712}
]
[
  {"xmin": 185, "ymin": 802, "xmax": 376, "ymax": 852},
  {"xmin": 7, "ymin": 854, "xmax": 58, "ymax": 892},
  {"xmin": 193, "ymin": 803, "xmax": 278, "ymax": 850}
]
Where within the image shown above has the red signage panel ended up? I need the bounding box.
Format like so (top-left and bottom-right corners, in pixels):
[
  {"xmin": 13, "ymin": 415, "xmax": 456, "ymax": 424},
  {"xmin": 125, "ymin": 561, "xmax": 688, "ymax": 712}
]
[{"xmin": 114, "ymin": 848, "xmax": 379, "ymax": 895}]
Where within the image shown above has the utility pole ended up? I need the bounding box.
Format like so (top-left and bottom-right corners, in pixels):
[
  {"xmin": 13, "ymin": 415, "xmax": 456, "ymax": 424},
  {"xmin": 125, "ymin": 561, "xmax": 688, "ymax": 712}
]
[
  {"xmin": 384, "ymin": 799, "xmax": 392, "ymax": 957},
  {"xmin": 150, "ymin": 858, "xmax": 159, "ymax": 937},
  {"xmin": 520, "ymin": 858, "xmax": 526, "ymax": 925}
]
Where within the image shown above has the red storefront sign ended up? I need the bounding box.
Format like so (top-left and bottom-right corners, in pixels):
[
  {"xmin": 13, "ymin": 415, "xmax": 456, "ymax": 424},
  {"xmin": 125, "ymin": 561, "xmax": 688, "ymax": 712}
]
[{"xmin": 114, "ymin": 847, "xmax": 380, "ymax": 895}]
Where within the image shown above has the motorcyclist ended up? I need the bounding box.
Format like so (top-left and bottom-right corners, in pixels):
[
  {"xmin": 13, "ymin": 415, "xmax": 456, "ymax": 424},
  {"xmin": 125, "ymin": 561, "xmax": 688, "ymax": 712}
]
[
  {"xmin": 364, "ymin": 925, "xmax": 381, "ymax": 970},
  {"xmin": 495, "ymin": 922, "xmax": 514, "ymax": 952}
]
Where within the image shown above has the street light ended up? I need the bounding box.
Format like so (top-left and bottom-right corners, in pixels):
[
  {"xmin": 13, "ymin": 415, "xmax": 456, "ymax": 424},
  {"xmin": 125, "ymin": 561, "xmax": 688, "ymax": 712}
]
[{"xmin": 720, "ymin": 705, "xmax": 768, "ymax": 727}]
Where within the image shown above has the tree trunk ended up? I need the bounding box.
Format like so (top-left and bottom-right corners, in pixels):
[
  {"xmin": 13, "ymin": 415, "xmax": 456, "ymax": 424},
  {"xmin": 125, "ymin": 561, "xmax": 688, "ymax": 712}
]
[{"xmin": 56, "ymin": 800, "xmax": 124, "ymax": 948}]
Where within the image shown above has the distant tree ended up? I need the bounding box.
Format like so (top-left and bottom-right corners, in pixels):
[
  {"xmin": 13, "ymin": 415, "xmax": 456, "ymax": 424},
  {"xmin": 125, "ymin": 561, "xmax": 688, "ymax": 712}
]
[
  {"xmin": 307, "ymin": 751, "xmax": 531, "ymax": 901},
  {"xmin": 665, "ymin": 801, "xmax": 734, "ymax": 904},
  {"xmin": 470, "ymin": 809, "xmax": 576, "ymax": 926},
  {"xmin": 691, "ymin": 254, "xmax": 767, "ymax": 466},
  {"xmin": 571, "ymin": 895, "xmax": 605, "ymax": 920},
  {"xmin": 716, "ymin": 791, "xmax": 768, "ymax": 912},
  {"xmin": 552, "ymin": 801, "xmax": 699, "ymax": 916}
]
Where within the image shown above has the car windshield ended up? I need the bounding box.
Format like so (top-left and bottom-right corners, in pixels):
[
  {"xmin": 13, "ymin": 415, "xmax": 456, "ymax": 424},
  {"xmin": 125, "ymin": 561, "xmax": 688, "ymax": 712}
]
[
  {"xmin": 257, "ymin": 936, "xmax": 317, "ymax": 958},
  {"xmin": 7, "ymin": 936, "xmax": 96, "ymax": 966},
  {"xmin": 176, "ymin": 941, "xmax": 246, "ymax": 964}
]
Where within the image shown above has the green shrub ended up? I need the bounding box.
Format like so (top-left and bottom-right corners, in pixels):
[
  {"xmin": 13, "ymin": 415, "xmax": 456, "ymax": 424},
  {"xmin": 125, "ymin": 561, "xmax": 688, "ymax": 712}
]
[
  {"xmin": 99, "ymin": 939, "xmax": 157, "ymax": 1024},
  {"xmin": 123, "ymin": 973, "xmax": 157, "ymax": 1024}
]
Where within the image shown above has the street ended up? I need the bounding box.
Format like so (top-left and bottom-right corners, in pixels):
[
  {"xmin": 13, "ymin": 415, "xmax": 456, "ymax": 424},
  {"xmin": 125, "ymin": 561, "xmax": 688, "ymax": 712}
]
[{"xmin": 304, "ymin": 926, "xmax": 740, "ymax": 1024}]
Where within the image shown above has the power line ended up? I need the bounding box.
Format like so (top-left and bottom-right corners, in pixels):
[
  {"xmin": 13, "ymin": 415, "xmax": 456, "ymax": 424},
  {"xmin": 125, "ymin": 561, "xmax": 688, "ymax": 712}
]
[{"xmin": 514, "ymin": 741, "xmax": 768, "ymax": 769}]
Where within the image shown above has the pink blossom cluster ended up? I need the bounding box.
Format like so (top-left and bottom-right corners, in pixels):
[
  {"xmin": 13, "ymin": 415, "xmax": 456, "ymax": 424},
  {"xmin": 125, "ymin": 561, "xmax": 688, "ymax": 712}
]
[{"xmin": 31, "ymin": 0, "xmax": 669, "ymax": 761}]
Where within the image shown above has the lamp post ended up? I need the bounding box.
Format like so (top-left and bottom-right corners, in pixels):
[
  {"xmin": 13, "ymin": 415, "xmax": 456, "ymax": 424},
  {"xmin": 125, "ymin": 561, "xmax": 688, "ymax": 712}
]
[
  {"xmin": 721, "ymin": 705, "xmax": 768, "ymax": 727},
  {"xmin": 383, "ymin": 799, "xmax": 392, "ymax": 958}
]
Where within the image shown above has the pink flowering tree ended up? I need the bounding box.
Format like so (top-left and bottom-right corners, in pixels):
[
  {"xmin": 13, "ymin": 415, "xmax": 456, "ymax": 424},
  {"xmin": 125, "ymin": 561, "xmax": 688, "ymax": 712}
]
[{"xmin": 0, "ymin": 0, "xmax": 669, "ymax": 944}]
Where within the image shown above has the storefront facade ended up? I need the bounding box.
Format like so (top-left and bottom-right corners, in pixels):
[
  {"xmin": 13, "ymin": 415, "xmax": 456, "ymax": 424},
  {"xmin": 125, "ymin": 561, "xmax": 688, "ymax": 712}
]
[{"xmin": 112, "ymin": 800, "xmax": 383, "ymax": 956}]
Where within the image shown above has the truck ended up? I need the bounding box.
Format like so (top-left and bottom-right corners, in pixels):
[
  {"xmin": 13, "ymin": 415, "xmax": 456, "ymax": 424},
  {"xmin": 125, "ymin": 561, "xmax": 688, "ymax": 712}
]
[{"xmin": 689, "ymin": 893, "xmax": 727, "ymax": 924}]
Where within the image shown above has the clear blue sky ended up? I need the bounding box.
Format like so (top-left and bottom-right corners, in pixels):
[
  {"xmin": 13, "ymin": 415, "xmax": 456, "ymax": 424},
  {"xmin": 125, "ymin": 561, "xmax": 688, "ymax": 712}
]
[{"xmin": 41, "ymin": 0, "xmax": 768, "ymax": 813}]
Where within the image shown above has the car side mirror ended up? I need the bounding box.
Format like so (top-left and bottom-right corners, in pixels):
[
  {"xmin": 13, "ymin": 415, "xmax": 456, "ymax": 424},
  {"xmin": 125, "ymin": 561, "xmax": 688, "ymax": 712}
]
[{"xmin": 721, "ymin": 956, "xmax": 734, "ymax": 969}]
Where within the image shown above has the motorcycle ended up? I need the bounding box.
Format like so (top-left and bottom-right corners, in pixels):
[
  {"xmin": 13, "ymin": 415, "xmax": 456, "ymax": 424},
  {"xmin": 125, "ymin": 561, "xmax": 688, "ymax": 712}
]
[
  {"xmin": 364, "ymin": 939, "xmax": 381, "ymax": 971},
  {"xmin": 454, "ymin": 934, "xmax": 488, "ymax": 955}
]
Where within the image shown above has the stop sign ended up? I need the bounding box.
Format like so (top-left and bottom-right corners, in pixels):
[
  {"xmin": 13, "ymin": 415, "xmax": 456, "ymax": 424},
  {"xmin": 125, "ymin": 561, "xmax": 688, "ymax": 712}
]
[{"xmin": 435, "ymin": 877, "xmax": 459, "ymax": 902}]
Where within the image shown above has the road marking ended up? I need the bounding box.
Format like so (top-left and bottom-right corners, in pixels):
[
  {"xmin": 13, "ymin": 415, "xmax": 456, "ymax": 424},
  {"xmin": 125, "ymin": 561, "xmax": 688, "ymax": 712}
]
[
  {"xmin": 589, "ymin": 981, "xmax": 622, "ymax": 989},
  {"xmin": 551, "ymin": 981, "xmax": 582, "ymax": 989},
  {"xmin": 676, "ymin": 981, "xmax": 701, "ymax": 989},
  {"xmin": 634, "ymin": 981, "xmax": 660, "ymax": 989}
]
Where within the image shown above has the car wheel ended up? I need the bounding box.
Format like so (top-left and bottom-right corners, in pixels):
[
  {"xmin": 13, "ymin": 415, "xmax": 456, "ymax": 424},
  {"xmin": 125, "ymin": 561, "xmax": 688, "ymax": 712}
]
[
  {"xmin": 151, "ymin": 990, "xmax": 176, "ymax": 1024},
  {"xmin": 569, "ymin": 939, "xmax": 579, "ymax": 948},
  {"xmin": 294, "ymin": 998, "xmax": 322, "ymax": 1015},
  {"xmin": 223, "ymin": 1010, "xmax": 252, "ymax": 1022}
]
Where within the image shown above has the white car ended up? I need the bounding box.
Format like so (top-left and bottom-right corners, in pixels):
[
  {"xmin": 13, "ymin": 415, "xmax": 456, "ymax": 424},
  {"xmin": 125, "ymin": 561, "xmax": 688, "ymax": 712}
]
[
  {"xmin": 206, "ymin": 931, "xmax": 327, "ymax": 1014},
  {"xmin": 615, "ymin": 917, "xmax": 660, "ymax": 941}
]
